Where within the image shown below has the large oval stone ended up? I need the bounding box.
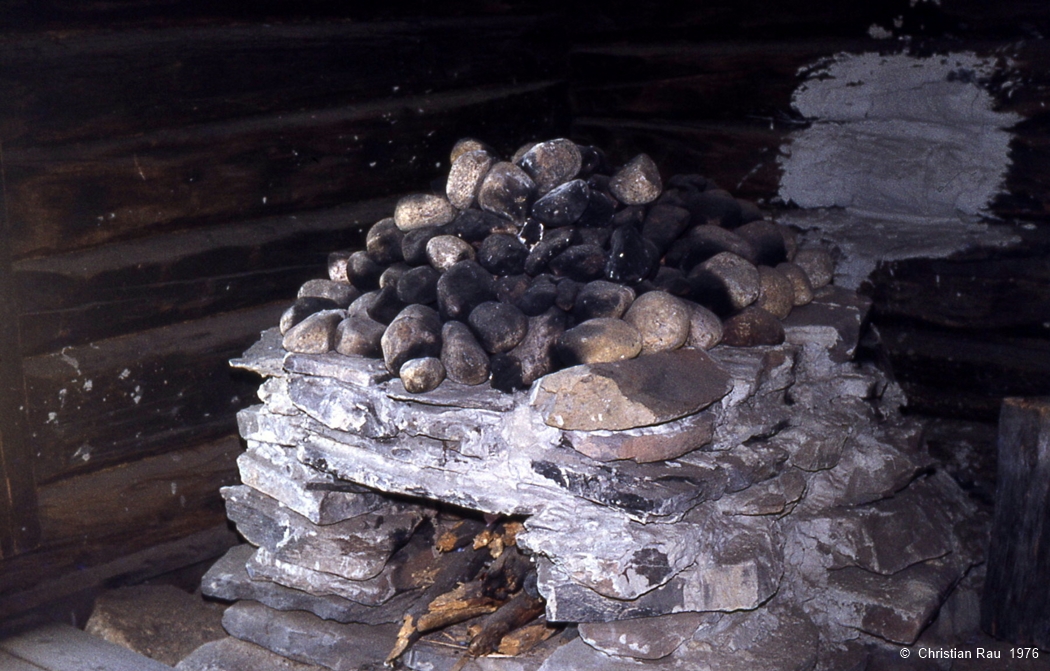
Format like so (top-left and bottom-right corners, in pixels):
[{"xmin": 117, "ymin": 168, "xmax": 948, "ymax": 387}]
[
  {"xmin": 556, "ymin": 318, "xmax": 642, "ymax": 365},
  {"xmin": 623, "ymin": 291, "xmax": 690, "ymax": 353}
]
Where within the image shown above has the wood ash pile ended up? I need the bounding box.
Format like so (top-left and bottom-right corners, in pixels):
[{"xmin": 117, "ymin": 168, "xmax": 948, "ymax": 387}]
[{"xmin": 196, "ymin": 139, "xmax": 988, "ymax": 671}]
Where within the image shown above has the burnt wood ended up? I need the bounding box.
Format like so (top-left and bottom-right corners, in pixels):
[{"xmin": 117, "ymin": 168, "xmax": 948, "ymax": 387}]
[{"xmin": 982, "ymin": 397, "xmax": 1050, "ymax": 648}]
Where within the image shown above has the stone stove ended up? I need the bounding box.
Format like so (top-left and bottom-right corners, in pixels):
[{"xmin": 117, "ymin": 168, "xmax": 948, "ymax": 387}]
[{"xmin": 200, "ymin": 139, "xmax": 986, "ymax": 671}]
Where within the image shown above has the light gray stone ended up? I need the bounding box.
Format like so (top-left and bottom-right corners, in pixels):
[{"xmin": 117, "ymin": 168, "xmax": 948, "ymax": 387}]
[
  {"xmin": 684, "ymin": 302, "xmax": 723, "ymax": 350},
  {"xmin": 622, "ymin": 291, "xmax": 690, "ymax": 354},
  {"xmin": 555, "ymin": 317, "xmax": 642, "ymax": 365},
  {"xmin": 297, "ymin": 279, "xmax": 359, "ymax": 308},
  {"xmin": 793, "ymin": 248, "xmax": 835, "ymax": 288},
  {"xmin": 281, "ymin": 309, "xmax": 345, "ymax": 354},
  {"xmin": 564, "ymin": 411, "xmax": 715, "ymax": 463},
  {"xmin": 579, "ymin": 612, "xmax": 712, "ymax": 660},
  {"xmin": 446, "ymin": 149, "xmax": 495, "ymax": 209},
  {"xmin": 426, "ymin": 234, "xmax": 476, "ymax": 271},
  {"xmin": 176, "ymin": 636, "xmax": 328, "ymax": 671},
  {"xmin": 399, "ymin": 356, "xmax": 446, "ymax": 393},
  {"xmin": 690, "ymin": 251, "xmax": 760, "ymax": 312},
  {"xmin": 394, "ymin": 193, "xmax": 456, "ymax": 231},
  {"xmin": 609, "ymin": 153, "xmax": 662, "ymax": 205}
]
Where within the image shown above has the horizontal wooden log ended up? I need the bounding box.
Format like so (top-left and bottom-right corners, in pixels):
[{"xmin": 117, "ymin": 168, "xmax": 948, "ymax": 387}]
[
  {"xmin": 6, "ymin": 81, "xmax": 569, "ymax": 260},
  {"xmin": 21, "ymin": 303, "xmax": 283, "ymax": 484},
  {"xmin": 14, "ymin": 199, "xmax": 395, "ymax": 356},
  {"xmin": 572, "ymin": 117, "xmax": 784, "ymax": 202},
  {"xmin": 0, "ymin": 16, "xmax": 564, "ymax": 148}
]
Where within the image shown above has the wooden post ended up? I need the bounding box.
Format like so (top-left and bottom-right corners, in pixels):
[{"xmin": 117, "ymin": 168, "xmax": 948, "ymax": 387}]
[{"xmin": 981, "ymin": 397, "xmax": 1050, "ymax": 649}]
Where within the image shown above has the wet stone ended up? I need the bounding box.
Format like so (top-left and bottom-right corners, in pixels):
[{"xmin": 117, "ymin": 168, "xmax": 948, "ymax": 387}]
[
  {"xmin": 364, "ymin": 284, "xmax": 406, "ymax": 325},
  {"xmin": 555, "ymin": 277, "xmax": 582, "ymax": 312},
  {"xmin": 280, "ymin": 297, "xmax": 340, "ymax": 335},
  {"xmin": 282, "ymin": 309, "xmax": 344, "ymax": 354},
  {"xmin": 400, "ymin": 226, "xmax": 440, "ymax": 266},
  {"xmin": 393, "ymin": 193, "xmax": 456, "ymax": 231},
  {"xmin": 665, "ymin": 224, "xmax": 757, "ymax": 272},
  {"xmin": 776, "ymin": 261, "xmax": 814, "ymax": 306},
  {"xmin": 574, "ymin": 280, "xmax": 636, "ymax": 321},
  {"xmin": 525, "ymin": 227, "xmax": 578, "ymax": 276},
  {"xmin": 623, "ymin": 290, "xmax": 690, "ymax": 354},
  {"xmin": 436, "ymin": 259, "xmax": 497, "ymax": 321},
  {"xmin": 345, "ymin": 250, "xmax": 384, "ymax": 291},
  {"xmin": 722, "ymin": 306, "xmax": 785, "ymax": 346},
  {"xmin": 380, "ymin": 309, "xmax": 442, "ymax": 374},
  {"xmin": 399, "ymin": 357, "xmax": 446, "ymax": 393},
  {"xmin": 685, "ymin": 301, "xmax": 723, "ymax": 350},
  {"xmin": 334, "ymin": 315, "xmax": 385, "ymax": 358},
  {"xmin": 517, "ymin": 138, "xmax": 582, "ymax": 194},
  {"xmin": 440, "ymin": 320, "xmax": 491, "ymax": 385},
  {"xmin": 735, "ymin": 220, "xmax": 788, "ymax": 266},
  {"xmin": 477, "ymin": 232, "xmax": 528, "ymax": 276},
  {"xmin": 531, "ymin": 178, "xmax": 589, "ymax": 227},
  {"xmin": 680, "ymin": 188, "xmax": 743, "ymax": 228},
  {"xmin": 517, "ymin": 275, "xmax": 559, "ymax": 316},
  {"xmin": 426, "ymin": 234, "xmax": 475, "ymax": 271},
  {"xmin": 445, "ymin": 149, "xmax": 494, "ymax": 210},
  {"xmin": 365, "ymin": 217, "xmax": 405, "ymax": 265},
  {"xmin": 556, "ymin": 317, "xmax": 642, "ymax": 365},
  {"xmin": 297, "ymin": 279, "xmax": 359, "ymax": 309},
  {"xmin": 467, "ymin": 301, "xmax": 529, "ymax": 354},
  {"xmin": 606, "ymin": 225, "xmax": 659, "ymax": 285},
  {"xmin": 577, "ymin": 144, "xmax": 607, "ymax": 176},
  {"xmin": 793, "ymin": 248, "xmax": 835, "ymax": 288},
  {"xmin": 549, "ymin": 244, "xmax": 607, "ymax": 282},
  {"xmin": 609, "ymin": 153, "xmax": 662, "ymax": 205},
  {"xmin": 757, "ymin": 265, "xmax": 795, "ymax": 319},
  {"xmin": 577, "ymin": 186, "xmax": 617, "ymax": 228},
  {"xmin": 578, "ymin": 226, "xmax": 612, "ymax": 249},
  {"xmin": 444, "ymin": 208, "xmax": 508, "ymax": 242},
  {"xmin": 395, "ymin": 265, "xmax": 440, "ymax": 305},
  {"xmin": 641, "ymin": 204, "xmax": 691, "ymax": 254},
  {"xmin": 477, "ymin": 161, "xmax": 535, "ymax": 222},
  {"xmin": 688, "ymin": 251, "xmax": 761, "ymax": 315}
]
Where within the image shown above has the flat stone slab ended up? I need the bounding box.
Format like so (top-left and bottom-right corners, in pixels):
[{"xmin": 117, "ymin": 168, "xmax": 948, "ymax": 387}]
[
  {"xmin": 782, "ymin": 285, "xmax": 871, "ymax": 363},
  {"xmin": 563, "ymin": 411, "xmax": 716, "ymax": 463},
  {"xmin": 175, "ymin": 636, "xmax": 327, "ymax": 671}
]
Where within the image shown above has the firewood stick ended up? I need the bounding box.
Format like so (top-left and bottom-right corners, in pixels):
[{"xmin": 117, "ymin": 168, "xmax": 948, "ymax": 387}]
[{"xmin": 466, "ymin": 590, "xmax": 546, "ymax": 657}]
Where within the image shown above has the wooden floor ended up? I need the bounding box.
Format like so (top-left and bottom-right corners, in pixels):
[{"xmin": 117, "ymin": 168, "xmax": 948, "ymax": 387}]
[{"xmin": 0, "ymin": 623, "xmax": 172, "ymax": 670}]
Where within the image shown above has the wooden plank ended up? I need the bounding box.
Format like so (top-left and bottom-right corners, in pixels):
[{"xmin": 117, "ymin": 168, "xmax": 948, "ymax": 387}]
[
  {"xmin": 21, "ymin": 303, "xmax": 283, "ymax": 484},
  {"xmin": 14, "ymin": 199, "xmax": 393, "ymax": 356},
  {"xmin": 572, "ymin": 117, "xmax": 784, "ymax": 202},
  {"xmin": 981, "ymin": 397, "xmax": 1050, "ymax": 649},
  {"xmin": 5, "ymin": 81, "xmax": 568, "ymax": 260},
  {"xmin": 0, "ymin": 17, "xmax": 563, "ymax": 148},
  {"xmin": 0, "ymin": 622, "xmax": 174, "ymax": 670}
]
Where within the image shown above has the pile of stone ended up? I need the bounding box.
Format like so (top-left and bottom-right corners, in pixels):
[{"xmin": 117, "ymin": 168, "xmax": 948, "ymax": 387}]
[
  {"xmin": 199, "ymin": 140, "xmax": 987, "ymax": 671},
  {"xmin": 279, "ymin": 137, "xmax": 834, "ymax": 393}
]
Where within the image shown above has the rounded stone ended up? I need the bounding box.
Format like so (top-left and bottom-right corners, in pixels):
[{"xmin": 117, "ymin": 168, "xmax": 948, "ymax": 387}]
[
  {"xmin": 399, "ymin": 357, "xmax": 446, "ymax": 394},
  {"xmin": 365, "ymin": 217, "xmax": 405, "ymax": 265},
  {"xmin": 776, "ymin": 262, "xmax": 814, "ymax": 306},
  {"xmin": 793, "ymin": 248, "xmax": 835, "ymax": 288},
  {"xmin": 467, "ymin": 301, "xmax": 529, "ymax": 354},
  {"xmin": 346, "ymin": 290, "xmax": 379, "ymax": 320},
  {"xmin": 688, "ymin": 251, "xmax": 760, "ymax": 315},
  {"xmin": 327, "ymin": 250, "xmax": 351, "ymax": 283},
  {"xmin": 345, "ymin": 250, "xmax": 385, "ymax": 291},
  {"xmin": 721, "ymin": 306, "xmax": 785, "ymax": 346},
  {"xmin": 379, "ymin": 263, "xmax": 411, "ymax": 290},
  {"xmin": 548, "ymin": 244, "xmax": 607, "ymax": 282},
  {"xmin": 441, "ymin": 321, "xmax": 491, "ymax": 386},
  {"xmin": 426, "ymin": 234, "xmax": 476, "ymax": 271},
  {"xmin": 505, "ymin": 308, "xmax": 568, "ymax": 388},
  {"xmin": 680, "ymin": 189, "xmax": 743, "ymax": 228},
  {"xmin": 477, "ymin": 161, "xmax": 536, "ymax": 222},
  {"xmin": 279, "ymin": 297, "xmax": 340, "ymax": 335},
  {"xmin": 516, "ymin": 275, "xmax": 559, "ymax": 316},
  {"xmin": 393, "ymin": 193, "xmax": 457, "ymax": 232},
  {"xmin": 556, "ymin": 318, "xmax": 643, "ymax": 365},
  {"xmin": 665, "ymin": 225, "xmax": 757, "ymax": 272},
  {"xmin": 641, "ymin": 204, "xmax": 691, "ymax": 255},
  {"xmin": 685, "ymin": 302, "xmax": 723, "ymax": 350},
  {"xmin": 297, "ymin": 279, "xmax": 359, "ymax": 308},
  {"xmin": 756, "ymin": 265, "xmax": 795, "ymax": 319},
  {"xmin": 445, "ymin": 209, "xmax": 509, "ymax": 242},
  {"xmin": 450, "ymin": 137, "xmax": 493, "ymax": 163},
  {"xmin": 623, "ymin": 290, "xmax": 691, "ymax": 354},
  {"xmin": 651, "ymin": 266, "xmax": 692, "ymax": 297},
  {"xmin": 436, "ymin": 260, "xmax": 497, "ymax": 321},
  {"xmin": 282, "ymin": 309, "xmax": 344, "ymax": 354},
  {"xmin": 609, "ymin": 153, "xmax": 662, "ymax": 205},
  {"xmin": 380, "ymin": 312, "xmax": 442, "ymax": 374},
  {"xmin": 365, "ymin": 283, "xmax": 407, "ymax": 325},
  {"xmin": 445, "ymin": 149, "xmax": 495, "ymax": 210},
  {"xmin": 400, "ymin": 226, "xmax": 441, "ymax": 266},
  {"xmin": 734, "ymin": 220, "xmax": 788, "ymax": 266},
  {"xmin": 517, "ymin": 139, "xmax": 582, "ymax": 194},
  {"xmin": 577, "ymin": 187, "xmax": 617, "ymax": 228},
  {"xmin": 334, "ymin": 315, "xmax": 385, "ymax": 357},
  {"xmin": 530, "ymin": 178, "xmax": 589, "ymax": 226},
  {"xmin": 477, "ymin": 233, "xmax": 528, "ymax": 276},
  {"xmin": 524, "ymin": 227, "xmax": 578, "ymax": 276},
  {"xmin": 554, "ymin": 278, "xmax": 582, "ymax": 312},
  {"xmin": 495, "ymin": 273, "xmax": 532, "ymax": 306},
  {"xmin": 396, "ymin": 265, "xmax": 441, "ymax": 305},
  {"xmin": 606, "ymin": 225, "xmax": 659, "ymax": 285},
  {"xmin": 574, "ymin": 280, "xmax": 636, "ymax": 321}
]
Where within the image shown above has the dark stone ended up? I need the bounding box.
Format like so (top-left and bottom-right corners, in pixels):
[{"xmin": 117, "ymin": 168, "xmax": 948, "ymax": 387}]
[
  {"xmin": 609, "ymin": 153, "xmax": 662, "ymax": 205},
  {"xmin": 530, "ymin": 178, "xmax": 589, "ymax": 227},
  {"xmin": 642, "ymin": 204, "xmax": 691, "ymax": 254},
  {"xmin": 652, "ymin": 266, "xmax": 692, "ymax": 296},
  {"xmin": 577, "ymin": 186, "xmax": 617, "ymax": 228},
  {"xmin": 574, "ymin": 280, "xmax": 636, "ymax": 321},
  {"xmin": 518, "ymin": 216, "xmax": 544, "ymax": 246},
  {"xmin": 378, "ymin": 263, "xmax": 410, "ymax": 290},
  {"xmin": 440, "ymin": 320, "xmax": 491, "ymax": 385},
  {"xmin": 738, "ymin": 198, "xmax": 766, "ymax": 224},
  {"xmin": 555, "ymin": 278, "xmax": 582, "ymax": 312},
  {"xmin": 380, "ymin": 309, "xmax": 442, "ymax": 374},
  {"xmin": 524, "ymin": 227, "xmax": 578, "ymax": 276},
  {"xmin": 365, "ymin": 217, "xmax": 405, "ymax": 265},
  {"xmin": 345, "ymin": 290, "xmax": 378, "ymax": 320},
  {"xmin": 666, "ymin": 173, "xmax": 714, "ymax": 192},
  {"xmin": 489, "ymin": 353, "xmax": 525, "ymax": 393},
  {"xmin": 395, "ymin": 265, "xmax": 440, "ymax": 305},
  {"xmin": 611, "ymin": 205, "xmax": 646, "ymax": 229},
  {"xmin": 400, "ymin": 226, "xmax": 440, "ymax": 266},
  {"xmin": 577, "ymin": 144, "xmax": 608, "ymax": 176},
  {"xmin": 477, "ymin": 233, "xmax": 528, "ymax": 276},
  {"xmin": 467, "ymin": 301, "xmax": 529, "ymax": 354},
  {"xmin": 606, "ymin": 225, "xmax": 659, "ymax": 285},
  {"xmin": 399, "ymin": 357, "xmax": 446, "ymax": 393},
  {"xmin": 426, "ymin": 234, "xmax": 475, "ymax": 271},
  {"xmin": 549, "ymin": 244, "xmax": 607, "ymax": 282},
  {"xmin": 735, "ymin": 220, "xmax": 788, "ymax": 266},
  {"xmin": 556, "ymin": 318, "xmax": 642, "ymax": 365},
  {"xmin": 365, "ymin": 284, "xmax": 407, "ymax": 325},
  {"xmin": 477, "ymin": 161, "xmax": 535, "ymax": 222},
  {"xmin": 781, "ymin": 285, "xmax": 871, "ymax": 362},
  {"xmin": 680, "ymin": 189, "xmax": 743, "ymax": 228},
  {"xmin": 721, "ymin": 306, "xmax": 786, "ymax": 346},
  {"xmin": 298, "ymin": 279, "xmax": 359, "ymax": 308},
  {"xmin": 345, "ymin": 250, "xmax": 384, "ymax": 291},
  {"xmin": 334, "ymin": 315, "xmax": 385, "ymax": 358},
  {"xmin": 517, "ymin": 138, "xmax": 582, "ymax": 194},
  {"xmin": 445, "ymin": 149, "xmax": 494, "ymax": 210},
  {"xmin": 506, "ymin": 308, "xmax": 568, "ymax": 387},
  {"xmin": 578, "ymin": 226, "xmax": 611, "ymax": 249},
  {"xmin": 444, "ymin": 208, "xmax": 508, "ymax": 242},
  {"xmin": 280, "ymin": 297, "xmax": 341, "ymax": 335},
  {"xmin": 665, "ymin": 224, "xmax": 757, "ymax": 272},
  {"xmin": 516, "ymin": 275, "xmax": 559, "ymax": 316},
  {"xmin": 495, "ymin": 273, "xmax": 532, "ymax": 305},
  {"xmin": 436, "ymin": 260, "xmax": 497, "ymax": 321}
]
